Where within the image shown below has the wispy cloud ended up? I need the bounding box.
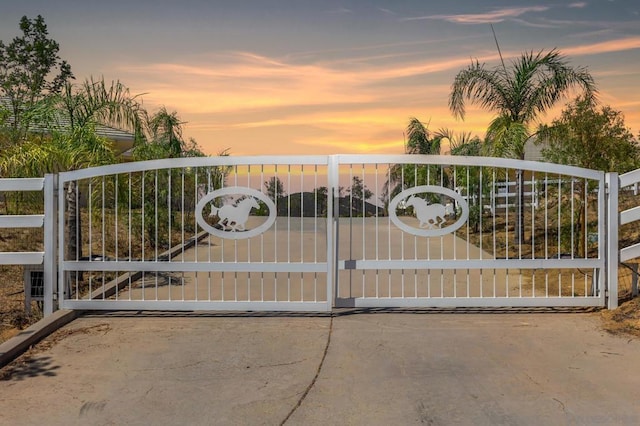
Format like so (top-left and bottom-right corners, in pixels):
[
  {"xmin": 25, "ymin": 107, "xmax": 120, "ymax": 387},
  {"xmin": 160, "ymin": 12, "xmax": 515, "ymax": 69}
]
[
  {"xmin": 401, "ymin": 6, "xmax": 549, "ymax": 24},
  {"xmin": 117, "ymin": 34, "xmax": 640, "ymax": 154},
  {"xmin": 121, "ymin": 51, "xmax": 499, "ymax": 114},
  {"xmin": 562, "ymin": 36, "xmax": 640, "ymax": 56},
  {"xmin": 568, "ymin": 2, "xmax": 587, "ymax": 8},
  {"xmin": 326, "ymin": 7, "xmax": 352, "ymax": 15},
  {"xmin": 377, "ymin": 7, "xmax": 395, "ymax": 15}
]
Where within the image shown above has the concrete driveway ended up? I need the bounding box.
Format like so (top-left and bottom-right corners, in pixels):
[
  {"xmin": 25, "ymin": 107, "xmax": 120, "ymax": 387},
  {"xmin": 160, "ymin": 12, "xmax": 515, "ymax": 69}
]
[{"xmin": 1, "ymin": 311, "xmax": 639, "ymax": 425}]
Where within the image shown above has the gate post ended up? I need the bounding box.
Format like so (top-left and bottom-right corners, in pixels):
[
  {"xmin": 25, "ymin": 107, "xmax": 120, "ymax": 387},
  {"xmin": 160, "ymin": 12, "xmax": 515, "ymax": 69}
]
[
  {"xmin": 43, "ymin": 174, "xmax": 58, "ymax": 315},
  {"xmin": 327, "ymin": 155, "xmax": 338, "ymax": 310},
  {"xmin": 605, "ymin": 172, "xmax": 618, "ymax": 309}
]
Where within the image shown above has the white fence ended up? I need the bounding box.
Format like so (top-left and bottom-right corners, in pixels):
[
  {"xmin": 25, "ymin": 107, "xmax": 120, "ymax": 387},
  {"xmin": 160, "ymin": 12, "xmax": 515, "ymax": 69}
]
[
  {"xmin": 2, "ymin": 154, "xmax": 636, "ymax": 313},
  {"xmin": 0, "ymin": 176, "xmax": 57, "ymax": 314}
]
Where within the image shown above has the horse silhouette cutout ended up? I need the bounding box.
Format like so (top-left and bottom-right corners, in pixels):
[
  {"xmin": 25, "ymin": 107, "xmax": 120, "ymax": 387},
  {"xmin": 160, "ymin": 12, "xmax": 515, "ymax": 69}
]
[
  {"xmin": 405, "ymin": 195, "xmax": 454, "ymax": 229},
  {"xmin": 209, "ymin": 196, "xmax": 260, "ymax": 232}
]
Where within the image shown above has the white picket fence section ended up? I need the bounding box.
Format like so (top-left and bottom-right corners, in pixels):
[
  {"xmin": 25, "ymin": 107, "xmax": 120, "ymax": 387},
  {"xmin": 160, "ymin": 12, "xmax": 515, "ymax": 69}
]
[{"xmin": 0, "ymin": 176, "xmax": 57, "ymax": 314}]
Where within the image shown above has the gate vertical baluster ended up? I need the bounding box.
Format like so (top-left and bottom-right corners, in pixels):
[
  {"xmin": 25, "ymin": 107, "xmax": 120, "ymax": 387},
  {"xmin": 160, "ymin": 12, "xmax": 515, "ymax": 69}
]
[
  {"xmin": 102, "ymin": 176, "xmax": 106, "ymax": 300},
  {"xmin": 141, "ymin": 171, "xmax": 145, "ymax": 299},
  {"xmin": 584, "ymin": 177, "xmax": 589, "ymax": 296},
  {"xmin": 300, "ymin": 164, "xmax": 304, "ymax": 301},
  {"xmin": 180, "ymin": 168, "xmax": 185, "ymax": 300},
  {"xmin": 248, "ymin": 164, "xmax": 252, "ymax": 302},
  {"xmin": 571, "ymin": 176, "xmax": 576, "ymax": 297},
  {"xmin": 505, "ymin": 170, "xmax": 510, "ymax": 297},
  {"xmin": 260, "ymin": 164, "xmax": 265, "ymax": 302},
  {"xmin": 168, "ymin": 169, "xmax": 172, "ymax": 300},
  {"xmin": 194, "ymin": 170, "xmax": 198, "ymax": 301},
  {"xmin": 464, "ymin": 166, "xmax": 470, "ymax": 297},
  {"xmin": 479, "ymin": 166, "xmax": 484, "ymax": 298},
  {"xmin": 114, "ymin": 174, "xmax": 119, "ymax": 301},
  {"xmin": 88, "ymin": 179, "xmax": 93, "ymax": 299},
  {"xmin": 274, "ymin": 164, "xmax": 278, "ymax": 301},
  {"xmin": 287, "ymin": 164, "xmax": 291, "ymax": 303},
  {"xmin": 480, "ymin": 167, "xmax": 485, "ymax": 297},
  {"xmin": 114, "ymin": 174, "xmax": 118, "ymax": 299},
  {"xmin": 154, "ymin": 170, "xmax": 158, "ymax": 300},
  {"xmin": 558, "ymin": 175, "xmax": 562, "ymax": 297},
  {"xmin": 545, "ymin": 174, "xmax": 549, "ymax": 297},
  {"xmin": 361, "ymin": 164, "xmax": 366, "ymax": 300},
  {"xmin": 128, "ymin": 172, "xmax": 132, "ymax": 300},
  {"xmin": 531, "ymin": 172, "xmax": 536, "ymax": 297},
  {"xmin": 412, "ymin": 163, "xmax": 418, "ymax": 298},
  {"xmin": 492, "ymin": 168, "xmax": 497, "ymax": 297},
  {"xmin": 374, "ymin": 164, "xmax": 379, "ymax": 297},
  {"xmin": 313, "ymin": 164, "xmax": 318, "ymax": 302}
]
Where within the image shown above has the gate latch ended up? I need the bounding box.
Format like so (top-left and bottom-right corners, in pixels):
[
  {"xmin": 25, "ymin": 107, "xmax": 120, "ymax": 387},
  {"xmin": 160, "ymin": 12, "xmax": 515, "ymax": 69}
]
[{"xmin": 344, "ymin": 259, "xmax": 357, "ymax": 270}]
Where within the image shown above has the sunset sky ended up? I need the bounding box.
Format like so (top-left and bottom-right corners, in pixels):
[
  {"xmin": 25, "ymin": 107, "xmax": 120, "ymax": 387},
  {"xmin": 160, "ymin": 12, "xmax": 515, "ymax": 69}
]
[{"xmin": 1, "ymin": 0, "xmax": 639, "ymax": 156}]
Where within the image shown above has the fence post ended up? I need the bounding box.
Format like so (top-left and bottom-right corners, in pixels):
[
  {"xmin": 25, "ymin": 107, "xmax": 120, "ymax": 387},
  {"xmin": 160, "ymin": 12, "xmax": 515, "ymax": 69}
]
[
  {"xmin": 43, "ymin": 174, "xmax": 58, "ymax": 315},
  {"xmin": 605, "ymin": 172, "xmax": 618, "ymax": 309}
]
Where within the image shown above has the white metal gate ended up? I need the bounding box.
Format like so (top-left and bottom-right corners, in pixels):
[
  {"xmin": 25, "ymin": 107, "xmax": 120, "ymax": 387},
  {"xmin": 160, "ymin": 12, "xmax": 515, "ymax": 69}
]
[
  {"xmin": 333, "ymin": 155, "xmax": 607, "ymax": 308},
  {"xmin": 58, "ymin": 156, "xmax": 333, "ymax": 311},
  {"xmin": 55, "ymin": 155, "xmax": 609, "ymax": 311}
]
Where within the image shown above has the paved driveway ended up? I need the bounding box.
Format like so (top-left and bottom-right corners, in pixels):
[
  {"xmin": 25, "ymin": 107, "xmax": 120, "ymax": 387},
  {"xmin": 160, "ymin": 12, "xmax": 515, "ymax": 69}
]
[{"xmin": 1, "ymin": 311, "xmax": 639, "ymax": 425}]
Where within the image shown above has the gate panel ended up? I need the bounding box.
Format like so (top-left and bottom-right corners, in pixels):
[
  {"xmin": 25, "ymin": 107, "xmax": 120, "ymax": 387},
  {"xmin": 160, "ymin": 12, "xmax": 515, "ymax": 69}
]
[
  {"xmin": 333, "ymin": 155, "xmax": 606, "ymax": 308},
  {"xmin": 56, "ymin": 154, "xmax": 608, "ymax": 312},
  {"xmin": 58, "ymin": 156, "xmax": 332, "ymax": 311}
]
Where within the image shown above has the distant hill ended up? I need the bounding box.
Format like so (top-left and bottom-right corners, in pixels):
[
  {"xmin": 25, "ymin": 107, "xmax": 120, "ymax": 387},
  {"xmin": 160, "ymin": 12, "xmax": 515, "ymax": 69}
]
[{"xmin": 271, "ymin": 192, "xmax": 383, "ymax": 217}]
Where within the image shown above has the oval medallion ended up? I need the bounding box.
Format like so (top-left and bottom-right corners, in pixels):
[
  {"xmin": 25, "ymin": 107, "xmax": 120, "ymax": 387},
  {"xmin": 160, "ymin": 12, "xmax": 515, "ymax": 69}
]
[
  {"xmin": 389, "ymin": 185, "xmax": 469, "ymax": 237},
  {"xmin": 195, "ymin": 186, "xmax": 276, "ymax": 239}
]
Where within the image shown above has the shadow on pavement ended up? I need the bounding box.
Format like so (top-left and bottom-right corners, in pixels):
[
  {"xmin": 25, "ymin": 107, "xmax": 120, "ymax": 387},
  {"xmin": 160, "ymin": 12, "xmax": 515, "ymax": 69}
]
[{"xmin": 0, "ymin": 355, "xmax": 60, "ymax": 381}]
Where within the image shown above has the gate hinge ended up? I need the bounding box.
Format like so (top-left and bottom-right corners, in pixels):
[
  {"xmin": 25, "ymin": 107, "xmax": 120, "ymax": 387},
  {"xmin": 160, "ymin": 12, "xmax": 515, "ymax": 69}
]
[{"xmin": 344, "ymin": 259, "xmax": 357, "ymax": 270}]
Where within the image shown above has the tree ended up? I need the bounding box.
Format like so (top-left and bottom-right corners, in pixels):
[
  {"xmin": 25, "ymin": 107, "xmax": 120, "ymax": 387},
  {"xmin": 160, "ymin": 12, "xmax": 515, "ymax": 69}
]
[
  {"xmin": 146, "ymin": 107, "xmax": 185, "ymax": 157},
  {"xmin": 449, "ymin": 49, "xmax": 596, "ymax": 242},
  {"xmin": 448, "ymin": 133, "xmax": 485, "ymax": 232},
  {"xmin": 0, "ymin": 127, "xmax": 115, "ymax": 273},
  {"xmin": 0, "ymin": 15, "xmax": 73, "ymax": 140},
  {"xmin": 265, "ymin": 176, "xmax": 285, "ymax": 201},
  {"xmin": 346, "ymin": 176, "xmax": 373, "ymax": 217},
  {"xmin": 59, "ymin": 77, "xmax": 143, "ymax": 136},
  {"xmin": 314, "ymin": 186, "xmax": 328, "ymax": 217},
  {"xmin": 1, "ymin": 76, "xmax": 144, "ymax": 269},
  {"xmin": 404, "ymin": 117, "xmax": 442, "ymax": 155},
  {"xmin": 538, "ymin": 95, "xmax": 639, "ymax": 173},
  {"xmin": 383, "ymin": 118, "xmax": 449, "ymax": 212},
  {"xmin": 538, "ymin": 96, "xmax": 640, "ymax": 256},
  {"xmin": 348, "ymin": 176, "xmax": 372, "ymax": 201}
]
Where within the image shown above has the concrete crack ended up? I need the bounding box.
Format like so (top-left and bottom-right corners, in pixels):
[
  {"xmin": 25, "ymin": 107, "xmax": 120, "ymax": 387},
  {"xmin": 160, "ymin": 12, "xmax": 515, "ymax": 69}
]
[{"xmin": 280, "ymin": 315, "xmax": 334, "ymax": 425}]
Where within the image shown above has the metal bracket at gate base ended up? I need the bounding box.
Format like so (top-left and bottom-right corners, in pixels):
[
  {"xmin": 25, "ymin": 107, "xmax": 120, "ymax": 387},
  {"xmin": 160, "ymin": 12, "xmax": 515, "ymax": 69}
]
[{"xmin": 344, "ymin": 260, "xmax": 357, "ymax": 270}]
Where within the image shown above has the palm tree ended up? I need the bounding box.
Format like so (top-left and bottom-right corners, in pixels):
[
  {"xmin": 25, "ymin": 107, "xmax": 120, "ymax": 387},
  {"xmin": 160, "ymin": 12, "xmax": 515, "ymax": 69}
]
[
  {"xmin": 383, "ymin": 118, "xmax": 446, "ymax": 212},
  {"xmin": 146, "ymin": 107, "xmax": 185, "ymax": 158},
  {"xmin": 58, "ymin": 77, "xmax": 144, "ymax": 141},
  {"xmin": 0, "ymin": 127, "xmax": 116, "ymax": 275},
  {"xmin": 55, "ymin": 78, "xmax": 143, "ymax": 263},
  {"xmin": 449, "ymin": 49, "xmax": 596, "ymax": 243},
  {"xmin": 1, "ymin": 77, "xmax": 143, "ymax": 266}
]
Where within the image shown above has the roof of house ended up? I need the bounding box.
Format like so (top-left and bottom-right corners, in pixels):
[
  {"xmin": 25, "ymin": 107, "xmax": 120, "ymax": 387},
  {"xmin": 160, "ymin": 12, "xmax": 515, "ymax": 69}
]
[{"xmin": 1, "ymin": 96, "xmax": 135, "ymax": 152}]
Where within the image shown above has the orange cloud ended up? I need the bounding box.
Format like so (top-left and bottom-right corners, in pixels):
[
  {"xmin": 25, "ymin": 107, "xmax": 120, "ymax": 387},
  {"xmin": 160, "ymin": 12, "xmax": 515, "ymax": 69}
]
[
  {"xmin": 117, "ymin": 36, "xmax": 640, "ymax": 156},
  {"xmin": 563, "ymin": 37, "xmax": 640, "ymax": 57}
]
